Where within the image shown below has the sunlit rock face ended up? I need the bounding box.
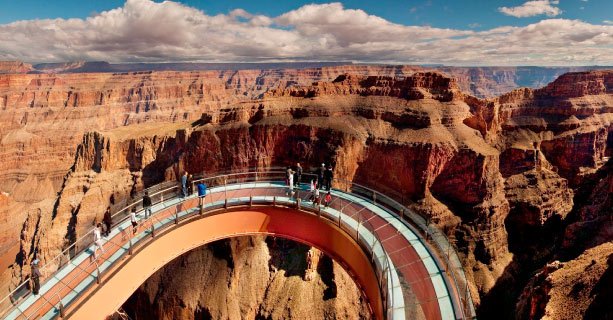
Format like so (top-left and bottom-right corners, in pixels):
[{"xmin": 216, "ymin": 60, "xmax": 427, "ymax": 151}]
[
  {"xmin": 0, "ymin": 67, "xmax": 611, "ymax": 318},
  {"xmin": 123, "ymin": 236, "xmax": 372, "ymax": 320}
]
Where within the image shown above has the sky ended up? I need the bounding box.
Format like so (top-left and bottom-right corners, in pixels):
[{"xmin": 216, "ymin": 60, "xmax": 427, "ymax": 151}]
[{"xmin": 0, "ymin": 0, "xmax": 611, "ymax": 65}]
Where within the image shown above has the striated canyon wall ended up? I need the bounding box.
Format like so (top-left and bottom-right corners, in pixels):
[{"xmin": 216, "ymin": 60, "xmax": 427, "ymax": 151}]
[
  {"xmin": 0, "ymin": 67, "xmax": 611, "ymax": 318},
  {"xmin": 122, "ymin": 236, "xmax": 371, "ymax": 320}
]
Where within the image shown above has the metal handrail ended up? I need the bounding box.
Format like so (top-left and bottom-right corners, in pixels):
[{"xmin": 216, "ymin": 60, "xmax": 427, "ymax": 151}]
[{"xmin": 300, "ymin": 172, "xmax": 475, "ymax": 319}]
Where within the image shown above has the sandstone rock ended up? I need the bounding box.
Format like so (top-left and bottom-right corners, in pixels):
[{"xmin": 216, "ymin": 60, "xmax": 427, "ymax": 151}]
[
  {"xmin": 0, "ymin": 61, "xmax": 32, "ymax": 74},
  {"xmin": 123, "ymin": 236, "xmax": 371, "ymax": 320},
  {"xmin": 515, "ymin": 242, "xmax": 613, "ymax": 320},
  {"xmin": 0, "ymin": 69, "xmax": 611, "ymax": 319}
]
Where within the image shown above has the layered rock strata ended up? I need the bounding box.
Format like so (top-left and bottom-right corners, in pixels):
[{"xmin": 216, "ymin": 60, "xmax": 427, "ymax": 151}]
[
  {"xmin": 123, "ymin": 236, "xmax": 371, "ymax": 320},
  {"xmin": 0, "ymin": 69, "xmax": 611, "ymax": 318}
]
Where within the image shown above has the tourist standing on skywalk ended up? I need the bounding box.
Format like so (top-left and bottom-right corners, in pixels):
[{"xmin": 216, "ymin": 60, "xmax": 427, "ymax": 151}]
[
  {"xmin": 93, "ymin": 223, "xmax": 105, "ymax": 258},
  {"xmin": 187, "ymin": 174, "xmax": 194, "ymax": 195},
  {"xmin": 311, "ymin": 187, "xmax": 320, "ymax": 205},
  {"xmin": 324, "ymin": 191, "xmax": 332, "ymax": 207},
  {"xmin": 130, "ymin": 207, "xmax": 138, "ymax": 234},
  {"xmin": 287, "ymin": 167, "xmax": 295, "ymax": 197},
  {"xmin": 103, "ymin": 206, "xmax": 112, "ymax": 237},
  {"xmin": 181, "ymin": 171, "xmax": 189, "ymax": 197},
  {"xmin": 30, "ymin": 259, "xmax": 41, "ymax": 295},
  {"xmin": 323, "ymin": 166, "xmax": 333, "ymax": 191},
  {"xmin": 197, "ymin": 181, "xmax": 207, "ymax": 208},
  {"xmin": 142, "ymin": 191, "xmax": 152, "ymax": 219},
  {"xmin": 317, "ymin": 163, "xmax": 325, "ymax": 187},
  {"xmin": 296, "ymin": 163, "xmax": 303, "ymax": 186}
]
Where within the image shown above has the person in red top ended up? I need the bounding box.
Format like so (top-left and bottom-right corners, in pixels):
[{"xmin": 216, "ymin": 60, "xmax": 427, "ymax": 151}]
[{"xmin": 324, "ymin": 191, "xmax": 332, "ymax": 207}]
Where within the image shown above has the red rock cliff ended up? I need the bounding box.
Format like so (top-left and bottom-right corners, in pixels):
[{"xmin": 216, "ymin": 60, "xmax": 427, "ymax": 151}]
[{"xmin": 1, "ymin": 69, "xmax": 611, "ymax": 318}]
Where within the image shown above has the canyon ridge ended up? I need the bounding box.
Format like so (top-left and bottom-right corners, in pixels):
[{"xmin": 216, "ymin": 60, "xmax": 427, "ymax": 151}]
[{"xmin": 0, "ymin": 64, "xmax": 611, "ymax": 319}]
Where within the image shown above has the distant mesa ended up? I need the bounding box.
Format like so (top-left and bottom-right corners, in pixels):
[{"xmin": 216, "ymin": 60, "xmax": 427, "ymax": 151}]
[
  {"xmin": 27, "ymin": 61, "xmax": 354, "ymax": 74},
  {"xmin": 0, "ymin": 60, "xmax": 610, "ymax": 98}
]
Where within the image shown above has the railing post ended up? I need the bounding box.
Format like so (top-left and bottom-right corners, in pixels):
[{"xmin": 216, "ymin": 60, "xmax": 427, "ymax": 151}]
[
  {"xmin": 297, "ymin": 198, "xmax": 301, "ymax": 210},
  {"xmin": 273, "ymin": 196, "xmax": 276, "ymax": 206},
  {"xmin": 128, "ymin": 238, "xmax": 133, "ymax": 255},
  {"xmin": 174, "ymin": 208, "xmax": 179, "ymax": 225},
  {"xmin": 96, "ymin": 265, "xmax": 101, "ymax": 284},
  {"xmin": 249, "ymin": 196, "xmax": 253, "ymax": 208},
  {"xmin": 372, "ymin": 191, "xmax": 377, "ymax": 204},
  {"xmin": 151, "ymin": 222, "xmax": 155, "ymax": 238},
  {"xmin": 161, "ymin": 193, "xmax": 164, "ymax": 204}
]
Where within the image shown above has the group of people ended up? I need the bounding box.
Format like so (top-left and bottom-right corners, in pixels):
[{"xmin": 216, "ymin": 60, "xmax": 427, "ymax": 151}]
[
  {"xmin": 181, "ymin": 172, "xmax": 195, "ymax": 197},
  {"xmin": 32, "ymin": 173, "xmax": 210, "ymax": 296},
  {"xmin": 32, "ymin": 164, "xmax": 341, "ymax": 296},
  {"xmin": 285, "ymin": 162, "xmax": 334, "ymax": 207},
  {"xmin": 182, "ymin": 171, "xmax": 208, "ymax": 208}
]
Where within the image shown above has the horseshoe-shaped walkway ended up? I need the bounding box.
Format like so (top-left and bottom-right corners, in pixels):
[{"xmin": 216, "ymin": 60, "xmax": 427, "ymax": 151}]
[{"xmin": 2, "ymin": 173, "xmax": 474, "ymax": 320}]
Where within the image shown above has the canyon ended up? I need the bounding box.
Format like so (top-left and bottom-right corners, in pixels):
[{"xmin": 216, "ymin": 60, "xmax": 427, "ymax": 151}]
[
  {"xmin": 0, "ymin": 64, "xmax": 611, "ymax": 319},
  {"xmin": 2, "ymin": 60, "xmax": 609, "ymax": 98}
]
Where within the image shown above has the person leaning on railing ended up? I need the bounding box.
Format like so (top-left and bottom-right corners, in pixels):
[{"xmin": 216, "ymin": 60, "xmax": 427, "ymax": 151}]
[{"xmin": 197, "ymin": 181, "xmax": 207, "ymax": 209}]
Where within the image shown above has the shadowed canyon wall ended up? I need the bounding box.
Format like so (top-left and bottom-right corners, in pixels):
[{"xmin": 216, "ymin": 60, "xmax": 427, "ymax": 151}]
[
  {"xmin": 0, "ymin": 66, "xmax": 611, "ymax": 318},
  {"xmin": 122, "ymin": 236, "xmax": 371, "ymax": 320}
]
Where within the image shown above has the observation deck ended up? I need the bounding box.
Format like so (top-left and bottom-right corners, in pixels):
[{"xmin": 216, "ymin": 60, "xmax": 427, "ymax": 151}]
[{"xmin": 1, "ymin": 170, "xmax": 475, "ymax": 320}]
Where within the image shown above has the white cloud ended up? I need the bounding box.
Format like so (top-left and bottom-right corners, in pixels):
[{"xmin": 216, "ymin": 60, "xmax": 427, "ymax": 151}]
[
  {"xmin": 0, "ymin": 0, "xmax": 611, "ymax": 66},
  {"xmin": 499, "ymin": 1, "xmax": 562, "ymax": 18}
]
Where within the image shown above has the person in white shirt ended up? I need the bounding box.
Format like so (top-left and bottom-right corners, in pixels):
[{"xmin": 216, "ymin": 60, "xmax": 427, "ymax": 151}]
[
  {"xmin": 93, "ymin": 223, "xmax": 105, "ymax": 258},
  {"xmin": 130, "ymin": 207, "xmax": 138, "ymax": 234},
  {"xmin": 314, "ymin": 188, "xmax": 320, "ymax": 205}
]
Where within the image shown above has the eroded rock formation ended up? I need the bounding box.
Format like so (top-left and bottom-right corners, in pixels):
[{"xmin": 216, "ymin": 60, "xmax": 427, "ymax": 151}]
[
  {"xmin": 123, "ymin": 236, "xmax": 371, "ymax": 320},
  {"xmin": 0, "ymin": 67, "xmax": 611, "ymax": 319}
]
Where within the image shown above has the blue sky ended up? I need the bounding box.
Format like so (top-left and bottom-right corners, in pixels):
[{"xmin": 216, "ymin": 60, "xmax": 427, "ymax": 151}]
[
  {"xmin": 0, "ymin": 0, "xmax": 610, "ymax": 28},
  {"xmin": 0, "ymin": 0, "xmax": 611, "ymax": 65}
]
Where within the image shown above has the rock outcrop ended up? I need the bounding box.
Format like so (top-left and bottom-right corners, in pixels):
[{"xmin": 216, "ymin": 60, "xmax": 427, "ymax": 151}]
[
  {"xmin": 515, "ymin": 242, "xmax": 613, "ymax": 320},
  {"xmin": 123, "ymin": 236, "xmax": 371, "ymax": 320},
  {"xmin": 0, "ymin": 67, "xmax": 611, "ymax": 319},
  {"xmin": 0, "ymin": 61, "xmax": 32, "ymax": 74}
]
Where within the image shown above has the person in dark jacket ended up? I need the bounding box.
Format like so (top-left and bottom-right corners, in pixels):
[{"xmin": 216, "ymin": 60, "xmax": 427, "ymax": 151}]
[
  {"xmin": 295, "ymin": 163, "xmax": 303, "ymax": 187},
  {"xmin": 323, "ymin": 166, "xmax": 333, "ymax": 191},
  {"xmin": 31, "ymin": 259, "xmax": 41, "ymax": 295},
  {"xmin": 181, "ymin": 172, "xmax": 188, "ymax": 197},
  {"xmin": 142, "ymin": 191, "xmax": 152, "ymax": 219},
  {"xmin": 187, "ymin": 174, "xmax": 194, "ymax": 195},
  {"xmin": 316, "ymin": 163, "xmax": 325, "ymax": 187},
  {"xmin": 103, "ymin": 206, "xmax": 112, "ymax": 237}
]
